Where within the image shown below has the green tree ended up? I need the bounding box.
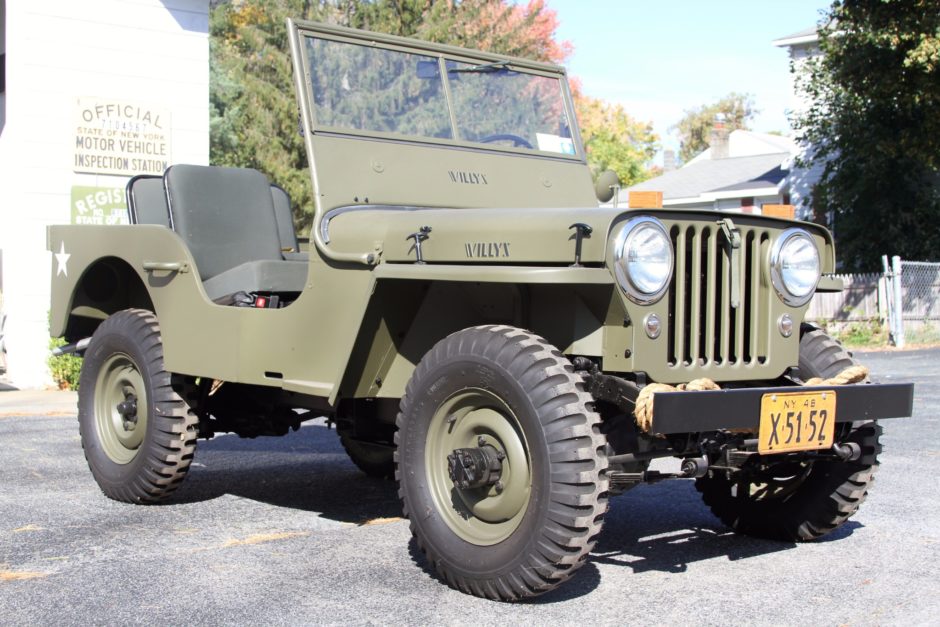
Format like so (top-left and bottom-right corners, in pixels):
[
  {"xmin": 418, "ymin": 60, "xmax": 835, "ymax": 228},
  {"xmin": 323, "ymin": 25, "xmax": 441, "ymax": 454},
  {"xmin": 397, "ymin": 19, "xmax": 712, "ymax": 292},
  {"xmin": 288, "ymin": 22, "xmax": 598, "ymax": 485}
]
[
  {"xmin": 576, "ymin": 96, "xmax": 658, "ymax": 186},
  {"xmin": 793, "ymin": 0, "xmax": 940, "ymax": 271},
  {"xmin": 671, "ymin": 93, "xmax": 757, "ymax": 163}
]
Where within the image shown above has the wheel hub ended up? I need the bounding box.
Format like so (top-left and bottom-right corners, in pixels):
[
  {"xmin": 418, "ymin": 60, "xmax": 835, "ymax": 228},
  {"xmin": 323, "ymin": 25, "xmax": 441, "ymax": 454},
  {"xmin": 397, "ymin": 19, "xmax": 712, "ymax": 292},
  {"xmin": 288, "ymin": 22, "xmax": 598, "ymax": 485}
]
[
  {"xmin": 425, "ymin": 390, "xmax": 532, "ymax": 545},
  {"xmin": 447, "ymin": 440, "xmax": 504, "ymax": 490},
  {"xmin": 94, "ymin": 353, "xmax": 148, "ymax": 464},
  {"xmin": 116, "ymin": 393, "xmax": 139, "ymax": 430}
]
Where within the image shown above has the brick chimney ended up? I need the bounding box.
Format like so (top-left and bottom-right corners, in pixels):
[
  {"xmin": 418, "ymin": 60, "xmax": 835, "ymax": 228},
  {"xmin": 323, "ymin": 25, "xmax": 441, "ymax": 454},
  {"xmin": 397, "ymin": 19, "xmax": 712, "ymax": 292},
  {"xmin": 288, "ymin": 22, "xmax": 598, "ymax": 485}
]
[
  {"xmin": 709, "ymin": 115, "xmax": 730, "ymax": 159},
  {"xmin": 663, "ymin": 149, "xmax": 677, "ymax": 172}
]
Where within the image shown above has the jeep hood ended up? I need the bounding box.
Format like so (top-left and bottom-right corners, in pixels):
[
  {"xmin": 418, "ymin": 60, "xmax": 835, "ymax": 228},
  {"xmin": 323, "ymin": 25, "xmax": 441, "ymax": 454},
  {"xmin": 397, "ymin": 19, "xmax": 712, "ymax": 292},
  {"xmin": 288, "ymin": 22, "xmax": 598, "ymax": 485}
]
[{"xmin": 322, "ymin": 206, "xmax": 626, "ymax": 265}]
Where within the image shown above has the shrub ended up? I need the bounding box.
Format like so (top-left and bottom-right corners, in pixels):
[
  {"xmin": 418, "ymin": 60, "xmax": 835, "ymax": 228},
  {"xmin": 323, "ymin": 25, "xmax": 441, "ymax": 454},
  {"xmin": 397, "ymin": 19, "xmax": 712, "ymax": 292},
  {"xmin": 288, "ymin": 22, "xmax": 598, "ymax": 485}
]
[
  {"xmin": 832, "ymin": 319, "xmax": 888, "ymax": 348},
  {"xmin": 48, "ymin": 337, "xmax": 82, "ymax": 390}
]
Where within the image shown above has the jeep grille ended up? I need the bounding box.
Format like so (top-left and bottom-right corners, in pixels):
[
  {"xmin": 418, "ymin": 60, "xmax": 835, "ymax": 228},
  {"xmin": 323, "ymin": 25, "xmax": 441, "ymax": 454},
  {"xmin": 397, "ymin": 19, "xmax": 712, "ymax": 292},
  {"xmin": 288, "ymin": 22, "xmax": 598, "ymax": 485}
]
[{"xmin": 666, "ymin": 223, "xmax": 772, "ymax": 371}]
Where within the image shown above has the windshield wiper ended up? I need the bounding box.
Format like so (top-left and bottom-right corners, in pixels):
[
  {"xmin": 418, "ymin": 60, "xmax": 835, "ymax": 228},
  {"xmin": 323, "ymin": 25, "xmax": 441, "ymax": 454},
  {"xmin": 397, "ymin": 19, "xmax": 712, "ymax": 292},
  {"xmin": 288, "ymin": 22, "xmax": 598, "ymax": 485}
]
[{"xmin": 448, "ymin": 60, "xmax": 511, "ymax": 74}]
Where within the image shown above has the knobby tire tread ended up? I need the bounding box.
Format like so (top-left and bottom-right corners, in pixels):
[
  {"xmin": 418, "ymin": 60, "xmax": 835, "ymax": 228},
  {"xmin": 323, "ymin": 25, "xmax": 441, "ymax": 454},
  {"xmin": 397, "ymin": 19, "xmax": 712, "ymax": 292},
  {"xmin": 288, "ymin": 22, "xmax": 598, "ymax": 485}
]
[
  {"xmin": 78, "ymin": 309, "xmax": 197, "ymax": 504},
  {"xmin": 695, "ymin": 325, "xmax": 880, "ymax": 541},
  {"xmin": 395, "ymin": 325, "xmax": 608, "ymax": 601}
]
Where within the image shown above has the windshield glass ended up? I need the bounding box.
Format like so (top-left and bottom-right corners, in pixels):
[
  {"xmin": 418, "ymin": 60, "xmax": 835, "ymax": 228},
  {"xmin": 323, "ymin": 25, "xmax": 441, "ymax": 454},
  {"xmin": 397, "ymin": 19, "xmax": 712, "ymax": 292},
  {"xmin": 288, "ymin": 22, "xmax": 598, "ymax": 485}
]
[
  {"xmin": 304, "ymin": 35, "xmax": 577, "ymax": 156},
  {"xmin": 446, "ymin": 61, "xmax": 574, "ymax": 154}
]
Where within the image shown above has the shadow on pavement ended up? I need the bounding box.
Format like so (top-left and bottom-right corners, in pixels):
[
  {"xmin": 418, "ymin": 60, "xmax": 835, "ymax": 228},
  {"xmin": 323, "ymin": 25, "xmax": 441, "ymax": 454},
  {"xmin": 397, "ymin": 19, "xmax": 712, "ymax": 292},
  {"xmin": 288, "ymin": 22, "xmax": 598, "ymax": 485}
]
[
  {"xmin": 166, "ymin": 421, "xmax": 862, "ymax": 601},
  {"xmin": 168, "ymin": 422, "xmax": 402, "ymax": 524},
  {"xmin": 589, "ymin": 481, "xmax": 861, "ymax": 575}
]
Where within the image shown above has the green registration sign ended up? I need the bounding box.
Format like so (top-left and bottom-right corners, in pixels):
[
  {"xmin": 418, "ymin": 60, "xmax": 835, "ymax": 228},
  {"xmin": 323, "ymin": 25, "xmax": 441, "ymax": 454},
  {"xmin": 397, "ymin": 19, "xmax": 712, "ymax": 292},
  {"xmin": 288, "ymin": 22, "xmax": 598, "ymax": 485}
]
[{"xmin": 70, "ymin": 186, "xmax": 129, "ymax": 225}]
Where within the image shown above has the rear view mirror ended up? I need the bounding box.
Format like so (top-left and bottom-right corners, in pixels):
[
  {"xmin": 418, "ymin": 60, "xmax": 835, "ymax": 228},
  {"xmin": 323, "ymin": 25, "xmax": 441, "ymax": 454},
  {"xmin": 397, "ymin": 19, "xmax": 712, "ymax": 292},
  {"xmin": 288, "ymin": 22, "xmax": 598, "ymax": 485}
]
[{"xmin": 595, "ymin": 170, "xmax": 620, "ymax": 203}]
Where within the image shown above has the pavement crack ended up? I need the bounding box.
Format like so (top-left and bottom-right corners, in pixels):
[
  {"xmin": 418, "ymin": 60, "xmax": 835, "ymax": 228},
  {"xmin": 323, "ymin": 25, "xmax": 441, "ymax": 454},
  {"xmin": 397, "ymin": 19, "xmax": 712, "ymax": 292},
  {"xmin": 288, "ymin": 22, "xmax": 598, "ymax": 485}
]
[
  {"xmin": 220, "ymin": 531, "xmax": 310, "ymax": 548},
  {"xmin": 1, "ymin": 570, "xmax": 49, "ymax": 581}
]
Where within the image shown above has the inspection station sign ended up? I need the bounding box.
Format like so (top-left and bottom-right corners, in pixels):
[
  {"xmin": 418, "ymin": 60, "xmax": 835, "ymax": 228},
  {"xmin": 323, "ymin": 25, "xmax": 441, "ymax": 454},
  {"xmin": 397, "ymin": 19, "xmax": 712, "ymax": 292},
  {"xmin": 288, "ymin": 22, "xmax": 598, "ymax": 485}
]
[{"xmin": 74, "ymin": 98, "xmax": 171, "ymax": 176}]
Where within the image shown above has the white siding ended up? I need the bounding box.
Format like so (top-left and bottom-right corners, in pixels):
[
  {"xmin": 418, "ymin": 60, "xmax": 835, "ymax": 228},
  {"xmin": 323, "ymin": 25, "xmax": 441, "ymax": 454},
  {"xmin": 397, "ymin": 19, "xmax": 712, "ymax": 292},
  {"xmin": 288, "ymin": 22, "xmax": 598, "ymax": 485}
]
[
  {"xmin": 0, "ymin": 0, "xmax": 209, "ymax": 388},
  {"xmin": 781, "ymin": 40, "xmax": 824, "ymax": 221}
]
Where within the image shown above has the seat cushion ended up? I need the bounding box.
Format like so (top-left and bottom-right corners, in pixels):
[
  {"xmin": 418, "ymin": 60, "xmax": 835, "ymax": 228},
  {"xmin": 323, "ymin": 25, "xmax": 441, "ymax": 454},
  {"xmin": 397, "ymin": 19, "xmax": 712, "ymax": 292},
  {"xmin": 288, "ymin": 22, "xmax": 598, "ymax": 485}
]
[
  {"xmin": 127, "ymin": 175, "xmax": 170, "ymax": 227},
  {"xmin": 270, "ymin": 184, "xmax": 299, "ymax": 253},
  {"xmin": 202, "ymin": 259, "xmax": 308, "ymax": 302},
  {"xmin": 165, "ymin": 165, "xmax": 283, "ymax": 281}
]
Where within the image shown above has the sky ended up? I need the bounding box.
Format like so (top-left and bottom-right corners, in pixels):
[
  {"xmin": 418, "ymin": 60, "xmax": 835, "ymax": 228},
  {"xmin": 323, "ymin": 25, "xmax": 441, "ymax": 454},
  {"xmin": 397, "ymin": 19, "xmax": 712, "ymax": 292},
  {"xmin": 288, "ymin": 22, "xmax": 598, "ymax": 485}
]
[{"xmin": 547, "ymin": 0, "xmax": 833, "ymax": 160}]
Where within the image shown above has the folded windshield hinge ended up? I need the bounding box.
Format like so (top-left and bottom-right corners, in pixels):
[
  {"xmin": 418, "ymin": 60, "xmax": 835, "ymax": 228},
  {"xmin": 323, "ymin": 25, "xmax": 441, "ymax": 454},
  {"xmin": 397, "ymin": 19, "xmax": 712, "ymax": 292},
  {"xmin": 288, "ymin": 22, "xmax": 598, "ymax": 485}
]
[
  {"xmin": 569, "ymin": 223, "xmax": 593, "ymax": 267},
  {"xmin": 407, "ymin": 226, "xmax": 432, "ymax": 264}
]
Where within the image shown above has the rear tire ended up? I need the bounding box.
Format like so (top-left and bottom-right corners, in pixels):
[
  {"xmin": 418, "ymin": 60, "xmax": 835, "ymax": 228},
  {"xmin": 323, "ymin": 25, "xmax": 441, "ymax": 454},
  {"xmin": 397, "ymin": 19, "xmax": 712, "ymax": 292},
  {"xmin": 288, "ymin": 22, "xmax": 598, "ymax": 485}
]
[
  {"xmin": 339, "ymin": 435, "xmax": 395, "ymax": 479},
  {"xmin": 695, "ymin": 325, "xmax": 881, "ymax": 541},
  {"xmin": 78, "ymin": 309, "xmax": 197, "ymax": 503},
  {"xmin": 396, "ymin": 325, "xmax": 608, "ymax": 601}
]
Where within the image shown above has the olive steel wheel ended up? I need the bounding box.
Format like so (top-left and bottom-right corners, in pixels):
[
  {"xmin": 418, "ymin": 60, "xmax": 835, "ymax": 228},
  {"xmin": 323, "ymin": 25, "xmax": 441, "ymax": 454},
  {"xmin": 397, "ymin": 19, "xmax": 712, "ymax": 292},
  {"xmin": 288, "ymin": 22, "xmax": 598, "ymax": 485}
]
[
  {"xmin": 396, "ymin": 325, "xmax": 608, "ymax": 601},
  {"xmin": 695, "ymin": 325, "xmax": 881, "ymax": 541},
  {"xmin": 78, "ymin": 309, "xmax": 197, "ymax": 503}
]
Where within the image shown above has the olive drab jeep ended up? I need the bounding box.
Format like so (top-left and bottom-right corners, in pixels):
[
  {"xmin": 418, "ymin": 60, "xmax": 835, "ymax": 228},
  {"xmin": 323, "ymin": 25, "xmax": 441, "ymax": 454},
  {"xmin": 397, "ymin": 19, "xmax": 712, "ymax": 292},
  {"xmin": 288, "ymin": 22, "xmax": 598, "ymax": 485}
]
[{"xmin": 48, "ymin": 20, "xmax": 914, "ymax": 601}]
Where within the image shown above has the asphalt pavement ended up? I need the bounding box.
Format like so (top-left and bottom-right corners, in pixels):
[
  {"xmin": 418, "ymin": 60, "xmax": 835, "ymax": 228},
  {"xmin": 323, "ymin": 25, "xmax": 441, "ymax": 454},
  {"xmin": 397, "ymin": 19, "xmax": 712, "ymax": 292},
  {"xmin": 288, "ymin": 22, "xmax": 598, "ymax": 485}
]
[{"xmin": 1, "ymin": 348, "xmax": 938, "ymax": 625}]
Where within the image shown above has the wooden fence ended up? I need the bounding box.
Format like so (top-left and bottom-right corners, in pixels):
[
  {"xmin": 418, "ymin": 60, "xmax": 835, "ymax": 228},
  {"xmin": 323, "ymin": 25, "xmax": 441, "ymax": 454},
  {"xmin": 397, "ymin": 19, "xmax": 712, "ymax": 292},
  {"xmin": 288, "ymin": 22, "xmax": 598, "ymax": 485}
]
[{"xmin": 806, "ymin": 273, "xmax": 883, "ymax": 325}]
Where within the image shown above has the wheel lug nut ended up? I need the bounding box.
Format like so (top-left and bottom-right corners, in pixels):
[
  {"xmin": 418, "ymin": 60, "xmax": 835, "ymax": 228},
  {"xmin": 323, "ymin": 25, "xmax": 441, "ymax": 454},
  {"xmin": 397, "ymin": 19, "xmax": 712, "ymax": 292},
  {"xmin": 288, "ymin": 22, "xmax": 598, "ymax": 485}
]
[
  {"xmin": 494, "ymin": 481, "xmax": 504, "ymax": 494},
  {"xmin": 477, "ymin": 436, "xmax": 486, "ymax": 446},
  {"xmin": 496, "ymin": 451, "xmax": 505, "ymax": 461}
]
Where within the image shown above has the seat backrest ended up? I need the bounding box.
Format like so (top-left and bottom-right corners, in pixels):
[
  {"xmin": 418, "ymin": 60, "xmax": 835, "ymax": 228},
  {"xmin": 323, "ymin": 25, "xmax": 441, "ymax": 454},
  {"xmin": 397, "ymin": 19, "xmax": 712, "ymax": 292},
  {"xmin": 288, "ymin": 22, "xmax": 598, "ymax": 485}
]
[
  {"xmin": 270, "ymin": 184, "xmax": 299, "ymax": 253},
  {"xmin": 164, "ymin": 165, "xmax": 283, "ymax": 281},
  {"xmin": 126, "ymin": 175, "xmax": 171, "ymax": 227}
]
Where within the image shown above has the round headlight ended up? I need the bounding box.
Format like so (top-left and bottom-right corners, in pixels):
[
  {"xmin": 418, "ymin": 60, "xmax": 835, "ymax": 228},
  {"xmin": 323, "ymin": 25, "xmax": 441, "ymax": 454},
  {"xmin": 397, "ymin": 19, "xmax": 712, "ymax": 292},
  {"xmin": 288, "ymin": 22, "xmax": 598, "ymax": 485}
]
[
  {"xmin": 614, "ymin": 217, "xmax": 673, "ymax": 304},
  {"xmin": 771, "ymin": 229, "xmax": 820, "ymax": 306}
]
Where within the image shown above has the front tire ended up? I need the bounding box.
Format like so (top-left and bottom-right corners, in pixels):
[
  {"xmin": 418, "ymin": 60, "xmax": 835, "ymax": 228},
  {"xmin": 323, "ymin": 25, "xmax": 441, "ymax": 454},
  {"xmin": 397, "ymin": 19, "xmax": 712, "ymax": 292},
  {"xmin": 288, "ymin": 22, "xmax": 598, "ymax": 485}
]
[
  {"xmin": 695, "ymin": 325, "xmax": 881, "ymax": 541},
  {"xmin": 396, "ymin": 325, "xmax": 608, "ymax": 601},
  {"xmin": 78, "ymin": 309, "xmax": 197, "ymax": 503}
]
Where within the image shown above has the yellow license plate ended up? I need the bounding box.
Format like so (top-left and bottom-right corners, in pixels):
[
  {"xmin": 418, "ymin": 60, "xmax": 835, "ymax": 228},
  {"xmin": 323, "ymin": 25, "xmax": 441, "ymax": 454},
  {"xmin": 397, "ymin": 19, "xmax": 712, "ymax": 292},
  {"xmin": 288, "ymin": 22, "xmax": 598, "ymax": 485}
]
[{"xmin": 758, "ymin": 391, "xmax": 837, "ymax": 454}]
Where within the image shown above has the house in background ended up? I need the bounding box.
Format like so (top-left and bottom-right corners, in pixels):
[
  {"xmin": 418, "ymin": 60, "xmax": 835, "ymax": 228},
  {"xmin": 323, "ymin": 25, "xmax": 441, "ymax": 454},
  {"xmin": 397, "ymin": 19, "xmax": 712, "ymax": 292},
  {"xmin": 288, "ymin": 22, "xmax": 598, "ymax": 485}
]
[
  {"xmin": 626, "ymin": 126, "xmax": 796, "ymax": 214},
  {"xmin": 625, "ymin": 25, "xmax": 825, "ymax": 220},
  {"xmin": 773, "ymin": 26, "xmax": 825, "ymax": 220}
]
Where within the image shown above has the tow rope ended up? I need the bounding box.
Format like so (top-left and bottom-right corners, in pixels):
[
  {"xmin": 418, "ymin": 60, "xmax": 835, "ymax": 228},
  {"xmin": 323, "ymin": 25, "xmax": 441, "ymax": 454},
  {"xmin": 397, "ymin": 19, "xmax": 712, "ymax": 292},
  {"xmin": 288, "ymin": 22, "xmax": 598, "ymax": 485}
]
[{"xmin": 634, "ymin": 365, "xmax": 869, "ymax": 434}]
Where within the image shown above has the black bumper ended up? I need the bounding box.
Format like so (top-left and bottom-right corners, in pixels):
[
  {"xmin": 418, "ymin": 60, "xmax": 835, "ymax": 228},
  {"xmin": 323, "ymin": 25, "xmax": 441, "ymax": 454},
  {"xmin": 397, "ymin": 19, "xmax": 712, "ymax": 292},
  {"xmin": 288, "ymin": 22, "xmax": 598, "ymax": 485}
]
[{"xmin": 650, "ymin": 383, "xmax": 914, "ymax": 435}]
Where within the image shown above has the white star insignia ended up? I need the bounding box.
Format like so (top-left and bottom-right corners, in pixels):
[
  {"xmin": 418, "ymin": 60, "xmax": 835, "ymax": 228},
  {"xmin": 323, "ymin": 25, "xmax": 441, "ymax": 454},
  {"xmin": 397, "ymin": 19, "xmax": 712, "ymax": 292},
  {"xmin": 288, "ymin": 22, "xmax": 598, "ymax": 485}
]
[{"xmin": 55, "ymin": 241, "xmax": 71, "ymax": 277}]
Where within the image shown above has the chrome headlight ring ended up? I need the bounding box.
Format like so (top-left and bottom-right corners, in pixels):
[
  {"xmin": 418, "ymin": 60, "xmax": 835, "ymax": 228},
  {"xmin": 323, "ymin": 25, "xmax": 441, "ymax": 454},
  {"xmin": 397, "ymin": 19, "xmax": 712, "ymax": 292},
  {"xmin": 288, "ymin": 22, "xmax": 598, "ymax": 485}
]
[
  {"xmin": 613, "ymin": 216, "xmax": 674, "ymax": 305},
  {"xmin": 770, "ymin": 228, "xmax": 820, "ymax": 307}
]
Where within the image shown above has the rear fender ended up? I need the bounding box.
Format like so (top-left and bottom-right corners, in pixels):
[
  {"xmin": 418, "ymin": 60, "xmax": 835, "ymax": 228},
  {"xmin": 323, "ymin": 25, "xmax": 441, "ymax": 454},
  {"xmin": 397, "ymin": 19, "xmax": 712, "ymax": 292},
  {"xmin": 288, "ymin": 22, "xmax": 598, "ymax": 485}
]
[{"xmin": 48, "ymin": 224, "xmax": 241, "ymax": 381}]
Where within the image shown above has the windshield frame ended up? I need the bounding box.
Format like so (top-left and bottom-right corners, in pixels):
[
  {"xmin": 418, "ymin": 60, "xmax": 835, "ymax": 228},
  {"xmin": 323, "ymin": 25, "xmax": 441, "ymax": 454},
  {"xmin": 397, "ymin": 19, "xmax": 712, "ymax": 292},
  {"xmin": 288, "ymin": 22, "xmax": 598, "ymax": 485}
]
[{"xmin": 294, "ymin": 23, "xmax": 586, "ymax": 162}]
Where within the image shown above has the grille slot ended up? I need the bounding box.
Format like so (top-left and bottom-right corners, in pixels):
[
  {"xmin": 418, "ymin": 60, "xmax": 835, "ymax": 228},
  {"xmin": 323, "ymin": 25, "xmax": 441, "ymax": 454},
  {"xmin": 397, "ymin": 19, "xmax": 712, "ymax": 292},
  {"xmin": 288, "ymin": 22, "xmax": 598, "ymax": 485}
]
[{"xmin": 668, "ymin": 223, "xmax": 770, "ymax": 370}]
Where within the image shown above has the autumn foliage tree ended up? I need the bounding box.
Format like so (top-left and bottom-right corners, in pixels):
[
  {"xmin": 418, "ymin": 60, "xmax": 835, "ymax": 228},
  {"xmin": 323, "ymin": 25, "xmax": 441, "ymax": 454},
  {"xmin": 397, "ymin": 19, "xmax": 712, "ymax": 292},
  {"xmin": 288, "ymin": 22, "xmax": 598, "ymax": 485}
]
[
  {"xmin": 576, "ymin": 95, "xmax": 658, "ymax": 186},
  {"xmin": 211, "ymin": 0, "xmax": 658, "ymax": 228}
]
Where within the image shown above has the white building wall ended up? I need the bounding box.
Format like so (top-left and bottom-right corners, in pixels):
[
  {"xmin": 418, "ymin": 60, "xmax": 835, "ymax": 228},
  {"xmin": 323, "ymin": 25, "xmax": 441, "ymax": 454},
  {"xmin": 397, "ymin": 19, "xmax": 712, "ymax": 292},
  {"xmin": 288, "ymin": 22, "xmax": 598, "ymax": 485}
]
[
  {"xmin": 779, "ymin": 37, "xmax": 824, "ymax": 220},
  {"xmin": 0, "ymin": 0, "xmax": 209, "ymax": 388}
]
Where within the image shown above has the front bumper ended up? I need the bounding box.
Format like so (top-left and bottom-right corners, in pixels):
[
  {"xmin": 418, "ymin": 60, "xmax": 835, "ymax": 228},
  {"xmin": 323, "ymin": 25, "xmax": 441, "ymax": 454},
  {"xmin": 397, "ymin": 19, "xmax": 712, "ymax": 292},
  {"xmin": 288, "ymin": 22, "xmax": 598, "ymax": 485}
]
[{"xmin": 650, "ymin": 382, "xmax": 914, "ymax": 435}]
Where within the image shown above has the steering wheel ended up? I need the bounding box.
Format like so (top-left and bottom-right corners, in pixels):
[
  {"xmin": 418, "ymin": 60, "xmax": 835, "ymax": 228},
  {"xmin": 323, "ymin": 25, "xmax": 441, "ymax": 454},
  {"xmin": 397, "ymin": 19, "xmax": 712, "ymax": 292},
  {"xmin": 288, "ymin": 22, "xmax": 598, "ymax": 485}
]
[{"xmin": 478, "ymin": 133, "xmax": 534, "ymax": 149}]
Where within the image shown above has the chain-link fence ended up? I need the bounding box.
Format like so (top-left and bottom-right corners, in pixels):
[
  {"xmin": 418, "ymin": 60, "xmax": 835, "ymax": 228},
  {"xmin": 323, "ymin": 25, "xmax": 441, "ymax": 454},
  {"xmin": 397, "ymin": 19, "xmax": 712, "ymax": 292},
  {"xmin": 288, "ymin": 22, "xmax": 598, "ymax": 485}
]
[
  {"xmin": 894, "ymin": 259, "xmax": 940, "ymax": 345},
  {"xmin": 806, "ymin": 257, "xmax": 940, "ymax": 346}
]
